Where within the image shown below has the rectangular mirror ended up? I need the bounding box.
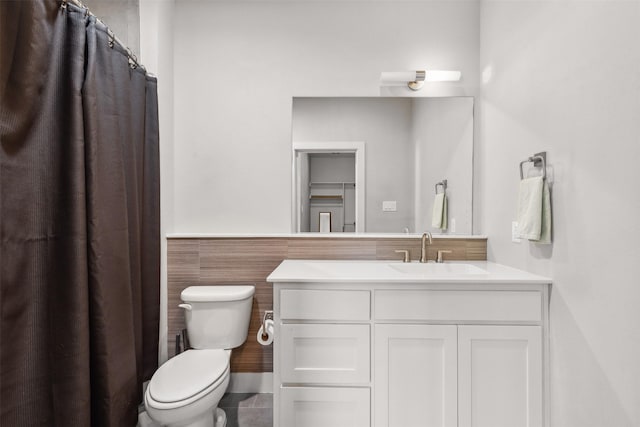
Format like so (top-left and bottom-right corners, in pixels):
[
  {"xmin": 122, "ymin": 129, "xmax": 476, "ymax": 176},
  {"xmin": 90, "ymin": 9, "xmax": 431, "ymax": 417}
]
[{"xmin": 292, "ymin": 97, "xmax": 474, "ymax": 234}]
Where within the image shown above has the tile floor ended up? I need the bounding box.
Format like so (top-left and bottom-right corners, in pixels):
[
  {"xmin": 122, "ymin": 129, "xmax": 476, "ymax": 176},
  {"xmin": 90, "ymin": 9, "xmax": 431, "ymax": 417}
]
[{"xmin": 219, "ymin": 393, "xmax": 273, "ymax": 427}]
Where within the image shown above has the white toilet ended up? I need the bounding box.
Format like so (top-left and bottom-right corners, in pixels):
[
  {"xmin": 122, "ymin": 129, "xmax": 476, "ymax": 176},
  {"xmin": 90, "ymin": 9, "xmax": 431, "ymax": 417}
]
[{"xmin": 144, "ymin": 285, "xmax": 255, "ymax": 427}]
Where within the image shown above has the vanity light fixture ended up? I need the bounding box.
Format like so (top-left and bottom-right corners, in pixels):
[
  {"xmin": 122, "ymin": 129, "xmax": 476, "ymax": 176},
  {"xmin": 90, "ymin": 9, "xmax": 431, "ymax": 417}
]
[{"xmin": 380, "ymin": 70, "xmax": 462, "ymax": 91}]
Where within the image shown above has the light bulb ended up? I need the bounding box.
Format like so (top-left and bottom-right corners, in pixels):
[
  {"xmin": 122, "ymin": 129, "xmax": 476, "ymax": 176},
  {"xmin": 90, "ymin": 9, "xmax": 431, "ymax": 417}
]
[{"xmin": 424, "ymin": 70, "xmax": 461, "ymax": 82}]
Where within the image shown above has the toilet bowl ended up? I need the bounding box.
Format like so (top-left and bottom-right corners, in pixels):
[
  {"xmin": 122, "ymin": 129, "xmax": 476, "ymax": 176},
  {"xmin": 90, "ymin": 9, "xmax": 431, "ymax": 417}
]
[
  {"xmin": 145, "ymin": 349, "xmax": 231, "ymax": 427},
  {"xmin": 144, "ymin": 285, "xmax": 255, "ymax": 427}
]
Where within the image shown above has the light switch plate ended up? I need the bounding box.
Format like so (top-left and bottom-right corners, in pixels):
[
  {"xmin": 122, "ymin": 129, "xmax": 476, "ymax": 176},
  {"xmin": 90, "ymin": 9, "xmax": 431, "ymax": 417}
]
[
  {"xmin": 450, "ymin": 218, "xmax": 456, "ymax": 233},
  {"xmin": 382, "ymin": 201, "xmax": 397, "ymax": 212},
  {"xmin": 512, "ymin": 221, "xmax": 522, "ymax": 243}
]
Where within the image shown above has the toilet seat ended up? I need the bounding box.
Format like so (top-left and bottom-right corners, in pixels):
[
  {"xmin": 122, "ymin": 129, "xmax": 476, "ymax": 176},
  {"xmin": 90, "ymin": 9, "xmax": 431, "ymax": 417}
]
[{"xmin": 147, "ymin": 349, "xmax": 230, "ymax": 409}]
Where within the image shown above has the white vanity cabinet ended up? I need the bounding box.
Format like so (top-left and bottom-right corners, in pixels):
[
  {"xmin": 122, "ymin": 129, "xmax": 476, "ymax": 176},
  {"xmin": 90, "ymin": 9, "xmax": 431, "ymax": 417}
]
[{"xmin": 268, "ymin": 261, "xmax": 551, "ymax": 427}]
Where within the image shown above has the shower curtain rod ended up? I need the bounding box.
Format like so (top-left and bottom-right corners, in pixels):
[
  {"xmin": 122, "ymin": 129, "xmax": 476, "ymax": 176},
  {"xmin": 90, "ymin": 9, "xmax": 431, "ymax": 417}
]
[{"xmin": 60, "ymin": 0, "xmax": 144, "ymax": 71}]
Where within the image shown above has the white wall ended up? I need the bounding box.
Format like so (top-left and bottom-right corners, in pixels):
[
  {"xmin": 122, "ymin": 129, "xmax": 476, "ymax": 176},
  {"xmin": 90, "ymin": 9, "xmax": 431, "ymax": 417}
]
[
  {"xmin": 478, "ymin": 1, "xmax": 640, "ymax": 425},
  {"xmin": 171, "ymin": 0, "xmax": 480, "ymax": 233},
  {"xmin": 309, "ymin": 154, "xmax": 355, "ymax": 183}
]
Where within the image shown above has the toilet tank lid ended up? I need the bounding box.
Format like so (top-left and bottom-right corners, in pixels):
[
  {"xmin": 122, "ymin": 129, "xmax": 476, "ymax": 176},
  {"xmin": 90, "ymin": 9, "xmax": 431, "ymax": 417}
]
[{"xmin": 181, "ymin": 285, "xmax": 255, "ymax": 302}]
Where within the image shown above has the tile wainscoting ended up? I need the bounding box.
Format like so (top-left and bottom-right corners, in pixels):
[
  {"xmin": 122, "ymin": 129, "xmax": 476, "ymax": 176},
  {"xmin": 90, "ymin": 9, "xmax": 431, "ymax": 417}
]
[{"xmin": 167, "ymin": 236, "xmax": 487, "ymax": 372}]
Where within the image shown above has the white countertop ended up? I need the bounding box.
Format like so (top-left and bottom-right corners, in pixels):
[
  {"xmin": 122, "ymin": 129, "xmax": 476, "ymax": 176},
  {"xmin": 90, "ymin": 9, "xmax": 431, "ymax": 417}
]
[{"xmin": 266, "ymin": 259, "xmax": 551, "ymax": 284}]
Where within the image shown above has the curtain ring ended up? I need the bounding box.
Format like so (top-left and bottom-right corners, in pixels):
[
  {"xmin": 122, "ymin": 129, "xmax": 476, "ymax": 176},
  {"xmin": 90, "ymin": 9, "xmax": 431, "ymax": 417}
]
[
  {"xmin": 126, "ymin": 47, "xmax": 138, "ymax": 69},
  {"xmin": 60, "ymin": 1, "xmax": 67, "ymax": 10},
  {"xmin": 107, "ymin": 29, "xmax": 115, "ymax": 49}
]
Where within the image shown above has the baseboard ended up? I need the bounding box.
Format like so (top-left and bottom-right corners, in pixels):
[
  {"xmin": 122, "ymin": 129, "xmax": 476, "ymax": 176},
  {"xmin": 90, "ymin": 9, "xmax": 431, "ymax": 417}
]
[{"xmin": 227, "ymin": 372, "xmax": 273, "ymax": 393}]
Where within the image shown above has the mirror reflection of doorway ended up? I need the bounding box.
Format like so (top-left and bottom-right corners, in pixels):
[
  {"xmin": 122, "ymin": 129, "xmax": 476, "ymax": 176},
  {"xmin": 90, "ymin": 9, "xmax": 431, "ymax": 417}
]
[
  {"xmin": 293, "ymin": 141, "xmax": 365, "ymax": 233},
  {"xmin": 301, "ymin": 153, "xmax": 356, "ymax": 232}
]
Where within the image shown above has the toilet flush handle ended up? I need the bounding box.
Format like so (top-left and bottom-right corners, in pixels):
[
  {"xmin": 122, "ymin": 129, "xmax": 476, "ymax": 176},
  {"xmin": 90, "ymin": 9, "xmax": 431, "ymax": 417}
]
[{"xmin": 178, "ymin": 303, "xmax": 192, "ymax": 311}]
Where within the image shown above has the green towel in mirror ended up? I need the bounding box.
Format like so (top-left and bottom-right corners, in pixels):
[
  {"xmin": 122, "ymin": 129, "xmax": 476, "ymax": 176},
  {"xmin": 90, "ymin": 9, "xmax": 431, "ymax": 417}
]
[{"xmin": 432, "ymin": 192, "xmax": 448, "ymax": 230}]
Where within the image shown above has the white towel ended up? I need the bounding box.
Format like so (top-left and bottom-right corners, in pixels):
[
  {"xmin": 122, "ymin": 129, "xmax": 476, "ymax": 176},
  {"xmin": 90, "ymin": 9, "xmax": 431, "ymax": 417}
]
[
  {"xmin": 516, "ymin": 176, "xmax": 551, "ymax": 244},
  {"xmin": 432, "ymin": 192, "xmax": 448, "ymax": 230}
]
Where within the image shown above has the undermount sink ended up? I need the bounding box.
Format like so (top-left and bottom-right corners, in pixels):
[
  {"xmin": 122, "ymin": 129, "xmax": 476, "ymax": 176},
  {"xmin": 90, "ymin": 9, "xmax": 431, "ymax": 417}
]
[{"xmin": 389, "ymin": 262, "xmax": 488, "ymax": 275}]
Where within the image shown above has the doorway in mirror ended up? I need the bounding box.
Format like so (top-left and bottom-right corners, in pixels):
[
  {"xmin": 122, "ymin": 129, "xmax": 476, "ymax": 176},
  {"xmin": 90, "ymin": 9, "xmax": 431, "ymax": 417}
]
[
  {"xmin": 305, "ymin": 153, "xmax": 355, "ymax": 232},
  {"xmin": 293, "ymin": 141, "xmax": 365, "ymax": 233}
]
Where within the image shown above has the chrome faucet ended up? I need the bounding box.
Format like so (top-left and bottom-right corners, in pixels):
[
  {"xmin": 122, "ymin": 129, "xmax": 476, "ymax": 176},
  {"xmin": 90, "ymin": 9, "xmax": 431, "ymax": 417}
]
[{"xmin": 420, "ymin": 232, "xmax": 432, "ymax": 263}]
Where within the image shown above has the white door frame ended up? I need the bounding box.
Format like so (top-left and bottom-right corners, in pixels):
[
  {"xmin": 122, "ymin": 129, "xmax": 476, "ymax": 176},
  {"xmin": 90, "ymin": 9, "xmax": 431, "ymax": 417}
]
[{"xmin": 292, "ymin": 141, "xmax": 365, "ymax": 233}]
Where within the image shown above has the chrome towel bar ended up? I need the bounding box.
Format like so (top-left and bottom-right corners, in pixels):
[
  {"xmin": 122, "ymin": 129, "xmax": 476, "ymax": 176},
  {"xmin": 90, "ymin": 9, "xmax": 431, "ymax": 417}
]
[
  {"xmin": 435, "ymin": 179, "xmax": 447, "ymax": 194},
  {"xmin": 519, "ymin": 152, "xmax": 547, "ymax": 180}
]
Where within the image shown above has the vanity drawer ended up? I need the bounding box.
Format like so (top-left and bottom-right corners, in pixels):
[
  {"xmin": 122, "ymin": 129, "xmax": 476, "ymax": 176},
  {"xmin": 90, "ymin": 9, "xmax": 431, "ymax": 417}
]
[
  {"xmin": 280, "ymin": 386, "xmax": 370, "ymax": 427},
  {"xmin": 375, "ymin": 290, "xmax": 542, "ymax": 323},
  {"xmin": 280, "ymin": 289, "xmax": 370, "ymax": 321},
  {"xmin": 280, "ymin": 323, "xmax": 370, "ymax": 384}
]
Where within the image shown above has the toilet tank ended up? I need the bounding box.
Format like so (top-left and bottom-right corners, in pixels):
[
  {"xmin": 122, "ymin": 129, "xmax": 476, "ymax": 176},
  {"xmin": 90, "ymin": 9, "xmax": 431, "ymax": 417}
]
[{"xmin": 180, "ymin": 285, "xmax": 255, "ymax": 349}]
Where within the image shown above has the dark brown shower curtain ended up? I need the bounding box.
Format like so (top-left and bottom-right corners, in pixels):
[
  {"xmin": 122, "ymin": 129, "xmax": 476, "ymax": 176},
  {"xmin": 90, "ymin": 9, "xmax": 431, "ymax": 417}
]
[{"xmin": 0, "ymin": 1, "xmax": 160, "ymax": 426}]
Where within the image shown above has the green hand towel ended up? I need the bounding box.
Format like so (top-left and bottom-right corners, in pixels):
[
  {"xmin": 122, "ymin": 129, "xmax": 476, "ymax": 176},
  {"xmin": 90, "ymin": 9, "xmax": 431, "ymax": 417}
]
[
  {"xmin": 517, "ymin": 176, "xmax": 551, "ymax": 244},
  {"xmin": 432, "ymin": 192, "xmax": 448, "ymax": 230}
]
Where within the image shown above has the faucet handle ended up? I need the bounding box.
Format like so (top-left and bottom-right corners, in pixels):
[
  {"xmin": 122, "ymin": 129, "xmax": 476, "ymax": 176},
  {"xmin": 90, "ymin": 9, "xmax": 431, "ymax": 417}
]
[
  {"xmin": 394, "ymin": 249, "xmax": 411, "ymax": 263},
  {"xmin": 436, "ymin": 250, "xmax": 453, "ymax": 263}
]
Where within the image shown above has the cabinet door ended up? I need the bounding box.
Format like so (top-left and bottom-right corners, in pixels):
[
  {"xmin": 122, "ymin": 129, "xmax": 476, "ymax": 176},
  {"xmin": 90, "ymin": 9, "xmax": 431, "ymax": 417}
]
[
  {"xmin": 280, "ymin": 387, "xmax": 370, "ymax": 427},
  {"xmin": 375, "ymin": 324, "xmax": 457, "ymax": 427},
  {"xmin": 458, "ymin": 325, "xmax": 543, "ymax": 427}
]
